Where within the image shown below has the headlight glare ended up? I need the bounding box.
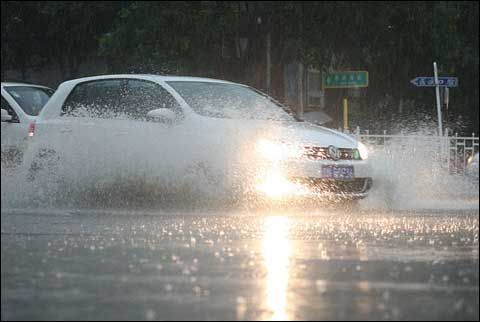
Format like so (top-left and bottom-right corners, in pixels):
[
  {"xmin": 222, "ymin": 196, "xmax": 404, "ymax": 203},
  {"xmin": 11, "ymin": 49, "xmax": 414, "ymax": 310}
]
[
  {"xmin": 467, "ymin": 155, "xmax": 473, "ymax": 165},
  {"xmin": 357, "ymin": 142, "xmax": 369, "ymax": 160},
  {"xmin": 256, "ymin": 139, "xmax": 302, "ymax": 161}
]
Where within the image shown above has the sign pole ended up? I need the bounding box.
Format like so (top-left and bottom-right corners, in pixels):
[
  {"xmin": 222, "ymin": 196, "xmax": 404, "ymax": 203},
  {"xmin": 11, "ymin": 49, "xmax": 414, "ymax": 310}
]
[
  {"xmin": 433, "ymin": 62, "xmax": 443, "ymax": 136},
  {"xmin": 323, "ymin": 71, "xmax": 368, "ymax": 130},
  {"xmin": 343, "ymin": 98, "xmax": 348, "ymax": 131},
  {"xmin": 444, "ymin": 87, "xmax": 449, "ymax": 132}
]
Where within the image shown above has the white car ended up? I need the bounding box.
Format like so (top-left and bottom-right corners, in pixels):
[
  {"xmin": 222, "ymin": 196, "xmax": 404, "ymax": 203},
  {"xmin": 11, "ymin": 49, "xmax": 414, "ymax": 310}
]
[
  {"xmin": 24, "ymin": 74, "xmax": 372, "ymax": 202},
  {"xmin": 1, "ymin": 82, "xmax": 54, "ymax": 165}
]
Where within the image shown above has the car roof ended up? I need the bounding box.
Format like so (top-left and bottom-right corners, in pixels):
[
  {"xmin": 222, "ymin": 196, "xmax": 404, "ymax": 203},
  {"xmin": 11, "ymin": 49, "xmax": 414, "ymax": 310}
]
[
  {"xmin": 37, "ymin": 74, "xmax": 251, "ymax": 120},
  {"xmin": 60, "ymin": 74, "xmax": 241, "ymax": 86},
  {"xmin": 1, "ymin": 82, "xmax": 52, "ymax": 90}
]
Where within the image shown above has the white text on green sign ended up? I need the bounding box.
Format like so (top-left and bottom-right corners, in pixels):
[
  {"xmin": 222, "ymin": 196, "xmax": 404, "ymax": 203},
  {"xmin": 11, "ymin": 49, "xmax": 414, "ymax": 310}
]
[{"xmin": 324, "ymin": 71, "xmax": 369, "ymax": 88}]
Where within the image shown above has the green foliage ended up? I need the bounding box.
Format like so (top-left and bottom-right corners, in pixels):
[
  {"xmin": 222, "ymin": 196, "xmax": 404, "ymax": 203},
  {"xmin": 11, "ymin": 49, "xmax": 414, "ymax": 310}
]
[{"xmin": 100, "ymin": 1, "xmax": 240, "ymax": 75}]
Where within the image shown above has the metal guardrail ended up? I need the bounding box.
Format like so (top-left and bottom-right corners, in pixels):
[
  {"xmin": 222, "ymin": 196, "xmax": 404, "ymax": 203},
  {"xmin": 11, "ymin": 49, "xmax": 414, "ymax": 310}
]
[
  {"xmin": 445, "ymin": 133, "xmax": 479, "ymax": 175},
  {"xmin": 344, "ymin": 127, "xmax": 479, "ymax": 176}
]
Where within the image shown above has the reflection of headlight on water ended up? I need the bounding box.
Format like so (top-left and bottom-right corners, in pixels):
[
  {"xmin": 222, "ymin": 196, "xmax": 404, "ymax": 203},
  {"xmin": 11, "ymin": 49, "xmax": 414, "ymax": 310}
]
[
  {"xmin": 262, "ymin": 216, "xmax": 291, "ymax": 320},
  {"xmin": 357, "ymin": 142, "xmax": 369, "ymax": 160},
  {"xmin": 256, "ymin": 139, "xmax": 303, "ymax": 161}
]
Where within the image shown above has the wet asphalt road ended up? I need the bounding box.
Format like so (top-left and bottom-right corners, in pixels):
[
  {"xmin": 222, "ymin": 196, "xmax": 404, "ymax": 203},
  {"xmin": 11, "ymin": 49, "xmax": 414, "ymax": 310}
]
[{"xmin": 1, "ymin": 208, "xmax": 479, "ymax": 321}]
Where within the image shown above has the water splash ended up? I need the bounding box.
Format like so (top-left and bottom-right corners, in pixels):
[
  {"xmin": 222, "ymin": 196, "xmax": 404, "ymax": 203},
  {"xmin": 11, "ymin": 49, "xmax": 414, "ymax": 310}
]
[
  {"xmin": 360, "ymin": 126, "xmax": 478, "ymax": 211},
  {"xmin": 2, "ymin": 120, "xmax": 477, "ymax": 211}
]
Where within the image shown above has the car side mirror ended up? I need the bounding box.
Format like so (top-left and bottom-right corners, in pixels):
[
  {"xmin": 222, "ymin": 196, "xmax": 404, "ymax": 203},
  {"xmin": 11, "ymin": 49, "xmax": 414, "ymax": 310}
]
[
  {"xmin": 1, "ymin": 109, "xmax": 12, "ymax": 122},
  {"xmin": 146, "ymin": 108, "xmax": 176, "ymax": 123}
]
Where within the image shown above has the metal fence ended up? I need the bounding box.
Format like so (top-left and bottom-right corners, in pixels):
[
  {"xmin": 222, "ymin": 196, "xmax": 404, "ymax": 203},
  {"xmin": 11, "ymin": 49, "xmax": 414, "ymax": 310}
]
[{"xmin": 345, "ymin": 127, "xmax": 479, "ymax": 176}]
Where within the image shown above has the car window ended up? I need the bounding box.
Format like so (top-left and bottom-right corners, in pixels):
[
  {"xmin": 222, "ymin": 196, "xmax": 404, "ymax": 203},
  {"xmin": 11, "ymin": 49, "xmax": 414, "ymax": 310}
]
[
  {"xmin": 4, "ymin": 86, "xmax": 53, "ymax": 116},
  {"xmin": 62, "ymin": 79, "xmax": 123, "ymax": 117},
  {"xmin": 1, "ymin": 96, "xmax": 20, "ymax": 122},
  {"xmin": 167, "ymin": 81, "xmax": 295, "ymax": 121},
  {"xmin": 122, "ymin": 79, "xmax": 181, "ymax": 120},
  {"xmin": 62, "ymin": 79, "xmax": 181, "ymax": 121}
]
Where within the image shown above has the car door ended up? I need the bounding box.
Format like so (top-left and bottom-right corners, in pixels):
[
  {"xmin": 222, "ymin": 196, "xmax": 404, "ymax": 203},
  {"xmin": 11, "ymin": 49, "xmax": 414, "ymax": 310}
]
[
  {"xmin": 118, "ymin": 79, "xmax": 231, "ymax": 191},
  {"xmin": 59, "ymin": 79, "xmax": 124, "ymax": 178},
  {"xmin": 103, "ymin": 78, "xmax": 187, "ymax": 180},
  {"xmin": 1, "ymin": 96, "xmax": 27, "ymax": 165},
  {"xmin": 59, "ymin": 78, "xmax": 185, "ymax": 181}
]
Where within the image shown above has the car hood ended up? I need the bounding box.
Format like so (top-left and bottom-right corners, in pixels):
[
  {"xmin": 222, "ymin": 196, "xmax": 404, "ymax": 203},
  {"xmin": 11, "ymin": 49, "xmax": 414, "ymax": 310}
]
[{"xmin": 196, "ymin": 116, "xmax": 359, "ymax": 149}]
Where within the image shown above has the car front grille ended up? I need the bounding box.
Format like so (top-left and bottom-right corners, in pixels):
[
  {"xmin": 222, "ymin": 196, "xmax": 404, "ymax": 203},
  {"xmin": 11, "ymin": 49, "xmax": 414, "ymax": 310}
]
[
  {"xmin": 303, "ymin": 146, "xmax": 359, "ymax": 161},
  {"xmin": 291, "ymin": 177, "xmax": 372, "ymax": 194}
]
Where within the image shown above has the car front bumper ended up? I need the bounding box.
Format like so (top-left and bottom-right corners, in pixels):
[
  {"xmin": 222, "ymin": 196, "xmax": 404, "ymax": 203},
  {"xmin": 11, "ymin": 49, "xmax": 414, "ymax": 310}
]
[{"xmin": 254, "ymin": 159, "xmax": 373, "ymax": 201}]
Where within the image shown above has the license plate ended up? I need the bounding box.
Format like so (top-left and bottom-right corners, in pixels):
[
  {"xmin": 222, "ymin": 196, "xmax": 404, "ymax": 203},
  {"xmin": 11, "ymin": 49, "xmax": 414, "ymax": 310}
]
[{"xmin": 322, "ymin": 166, "xmax": 354, "ymax": 179}]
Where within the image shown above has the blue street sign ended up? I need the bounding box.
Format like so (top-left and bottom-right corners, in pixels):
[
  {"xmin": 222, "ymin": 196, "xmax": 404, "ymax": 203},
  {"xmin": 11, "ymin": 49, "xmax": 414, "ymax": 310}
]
[{"xmin": 410, "ymin": 76, "xmax": 458, "ymax": 87}]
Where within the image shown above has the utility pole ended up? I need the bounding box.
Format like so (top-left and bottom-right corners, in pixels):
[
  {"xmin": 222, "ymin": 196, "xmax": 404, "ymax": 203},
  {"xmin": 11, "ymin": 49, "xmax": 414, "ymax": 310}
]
[
  {"xmin": 266, "ymin": 31, "xmax": 271, "ymax": 94},
  {"xmin": 298, "ymin": 62, "xmax": 304, "ymax": 120},
  {"xmin": 297, "ymin": 5, "xmax": 304, "ymax": 120}
]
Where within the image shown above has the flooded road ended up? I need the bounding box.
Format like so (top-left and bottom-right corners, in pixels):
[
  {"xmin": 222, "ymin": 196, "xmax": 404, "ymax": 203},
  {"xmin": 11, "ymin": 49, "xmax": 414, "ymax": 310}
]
[{"xmin": 1, "ymin": 208, "xmax": 478, "ymax": 321}]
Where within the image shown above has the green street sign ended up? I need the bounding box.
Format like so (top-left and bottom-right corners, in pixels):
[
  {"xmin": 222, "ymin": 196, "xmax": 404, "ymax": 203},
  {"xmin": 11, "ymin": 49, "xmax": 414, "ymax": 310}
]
[{"xmin": 323, "ymin": 71, "xmax": 369, "ymax": 88}]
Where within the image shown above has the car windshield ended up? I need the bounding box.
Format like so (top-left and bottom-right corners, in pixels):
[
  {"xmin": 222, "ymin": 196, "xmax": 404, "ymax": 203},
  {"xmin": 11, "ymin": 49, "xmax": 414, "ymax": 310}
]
[
  {"xmin": 4, "ymin": 86, "xmax": 53, "ymax": 116},
  {"xmin": 167, "ymin": 81, "xmax": 296, "ymax": 121}
]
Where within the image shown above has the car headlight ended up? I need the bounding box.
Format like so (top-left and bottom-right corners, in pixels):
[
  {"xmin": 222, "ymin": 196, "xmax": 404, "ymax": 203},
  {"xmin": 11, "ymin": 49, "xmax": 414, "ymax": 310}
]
[
  {"xmin": 357, "ymin": 142, "xmax": 369, "ymax": 160},
  {"xmin": 256, "ymin": 139, "xmax": 303, "ymax": 161}
]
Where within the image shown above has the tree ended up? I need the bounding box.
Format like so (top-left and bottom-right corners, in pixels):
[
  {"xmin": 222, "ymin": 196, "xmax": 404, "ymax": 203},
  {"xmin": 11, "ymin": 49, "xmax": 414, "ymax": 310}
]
[
  {"xmin": 1, "ymin": 1, "xmax": 120, "ymax": 80},
  {"xmin": 100, "ymin": 2, "xmax": 240, "ymax": 76},
  {"xmin": 1, "ymin": 1, "xmax": 47, "ymax": 79}
]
